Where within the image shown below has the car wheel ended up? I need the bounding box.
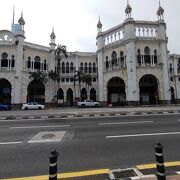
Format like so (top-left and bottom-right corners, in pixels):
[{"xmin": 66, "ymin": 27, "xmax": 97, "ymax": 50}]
[
  {"xmin": 25, "ymin": 107, "xmax": 28, "ymax": 110},
  {"xmin": 81, "ymin": 104, "xmax": 85, "ymax": 108},
  {"xmin": 38, "ymin": 107, "xmax": 42, "ymax": 110},
  {"xmin": 95, "ymin": 104, "xmax": 98, "ymax": 107}
]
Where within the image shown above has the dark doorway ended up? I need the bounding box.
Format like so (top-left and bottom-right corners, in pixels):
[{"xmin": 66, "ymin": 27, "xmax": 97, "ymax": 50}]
[
  {"xmin": 67, "ymin": 88, "xmax": 73, "ymax": 106},
  {"xmin": 107, "ymin": 77, "xmax": 126, "ymax": 105},
  {"xmin": 27, "ymin": 80, "xmax": 45, "ymax": 104},
  {"xmin": 0, "ymin": 78, "xmax": 11, "ymax": 104},
  {"xmin": 139, "ymin": 75, "xmax": 159, "ymax": 105}
]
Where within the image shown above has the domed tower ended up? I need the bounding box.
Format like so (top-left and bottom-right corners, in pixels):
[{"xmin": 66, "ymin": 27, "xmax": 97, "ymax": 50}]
[
  {"xmin": 18, "ymin": 12, "xmax": 25, "ymax": 31},
  {"xmin": 50, "ymin": 27, "xmax": 56, "ymax": 44},
  {"xmin": 157, "ymin": 0, "xmax": 164, "ymax": 21},
  {"xmin": 97, "ymin": 17, "xmax": 102, "ymax": 33},
  {"xmin": 125, "ymin": 0, "xmax": 132, "ymax": 19}
]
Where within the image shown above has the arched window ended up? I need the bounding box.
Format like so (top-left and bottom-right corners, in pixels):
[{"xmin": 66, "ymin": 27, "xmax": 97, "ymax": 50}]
[
  {"xmin": 44, "ymin": 60, "xmax": 47, "ymax": 70},
  {"xmin": 1, "ymin": 52, "xmax": 8, "ymax": 67},
  {"xmin": 27, "ymin": 56, "xmax": 31, "ymax": 68},
  {"xmin": 93, "ymin": 63, "xmax": 96, "ymax": 73},
  {"xmin": 154, "ymin": 49, "xmax": 158, "ymax": 64},
  {"xmin": 177, "ymin": 60, "xmax": 180, "ymax": 74},
  {"xmin": 11, "ymin": 55, "xmax": 15, "ymax": 68},
  {"xmin": 89, "ymin": 63, "xmax": 92, "ymax": 73},
  {"xmin": 137, "ymin": 49, "xmax": 141, "ymax": 66},
  {"xmin": 66, "ymin": 62, "xmax": 69, "ymax": 73},
  {"xmin": 62, "ymin": 62, "xmax": 65, "ymax": 73},
  {"xmin": 106, "ymin": 56, "xmax": 109, "ymax": 69},
  {"xmin": 34, "ymin": 56, "xmax": 41, "ymax": 70},
  {"xmin": 169, "ymin": 63, "xmax": 173, "ymax": 74},
  {"xmin": 111, "ymin": 51, "xmax": 117, "ymax": 67},
  {"xmin": 85, "ymin": 62, "xmax": 88, "ymax": 73},
  {"xmin": 120, "ymin": 51, "xmax": 124, "ymax": 67},
  {"xmin": 70, "ymin": 62, "xmax": 74, "ymax": 73},
  {"xmin": 80, "ymin": 62, "xmax": 83, "ymax": 72},
  {"xmin": 144, "ymin": 46, "xmax": 151, "ymax": 65}
]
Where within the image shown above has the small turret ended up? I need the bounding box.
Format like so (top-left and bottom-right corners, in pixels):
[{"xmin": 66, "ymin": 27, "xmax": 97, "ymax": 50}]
[
  {"xmin": 18, "ymin": 12, "xmax": 25, "ymax": 30},
  {"xmin": 50, "ymin": 27, "xmax": 56, "ymax": 44},
  {"xmin": 157, "ymin": 0, "xmax": 164, "ymax": 21},
  {"xmin": 125, "ymin": 0, "xmax": 132, "ymax": 19},
  {"xmin": 97, "ymin": 17, "xmax": 102, "ymax": 33}
]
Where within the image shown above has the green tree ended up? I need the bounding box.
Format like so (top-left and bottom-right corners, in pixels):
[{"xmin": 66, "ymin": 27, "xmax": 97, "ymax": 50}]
[{"xmin": 29, "ymin": 70, "xmax": 48, "ymax": 84}]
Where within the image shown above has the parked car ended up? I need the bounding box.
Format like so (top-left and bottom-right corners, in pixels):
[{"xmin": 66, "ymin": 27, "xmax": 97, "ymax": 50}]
[
  {"xmin": 22, "ymin": 102, "xmax": 45, "ymax": 110},
  {"xmin": 77, "ymin": 99, "xmax": 100, "ymax": 108},
  {"xmin": 0, "ymin": 103, "xmax": 11, "ymax": 110}
]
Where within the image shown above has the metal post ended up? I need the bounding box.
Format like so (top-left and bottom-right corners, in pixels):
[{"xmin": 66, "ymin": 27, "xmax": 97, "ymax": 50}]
[
  {"xmin": 49, "ymin": 150, "xmax": 59, "ymax": 180},
  {"xmin": 154, "ymin": 143, "xmax": 166, "ymax": 180}
]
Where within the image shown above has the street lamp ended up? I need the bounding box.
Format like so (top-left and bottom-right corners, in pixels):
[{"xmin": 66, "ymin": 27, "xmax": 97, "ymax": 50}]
[{"xmin": 55, "ymin": 44, "xmax": 68, "ymax": 106}]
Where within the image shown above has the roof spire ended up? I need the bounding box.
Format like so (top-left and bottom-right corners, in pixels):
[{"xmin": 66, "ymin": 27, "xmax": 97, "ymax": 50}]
[
  {"xmin": 97, "ymin": 16, "xmax": 102, "ymax": 33},
  {"xmin": 12, "ymin": 5, "xmax": 15, "ymax": 24}
]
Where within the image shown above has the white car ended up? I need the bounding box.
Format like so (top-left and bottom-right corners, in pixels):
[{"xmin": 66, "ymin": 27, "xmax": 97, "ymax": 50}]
[
  {"xmin": 22, "ymin": 102, "xmax": 45, "ymax": 110},
  {"xmin": 77, "ymin": 99, "xmax": 100, "ymax": 108}
]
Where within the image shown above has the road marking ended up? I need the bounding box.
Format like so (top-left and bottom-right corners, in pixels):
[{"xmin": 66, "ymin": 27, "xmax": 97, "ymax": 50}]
[
  {"xmin": 137, "ymin": 161, "xmax": 180, "ymax": 170},
  {"xmin": 0, "ymin": 141, "xmax": 22, "ymax": 145},
  {"xmin": 106, "ymin": 131, "xmax": 180, "ymax": 139},
  {"xmin": 99, "ymin": 120, "xmax": 154, "ymax": 125},
  {"xmin": 10, "ymin": 125, "xmax": 70, "ymax": 129},
  {"xmin": 4, "ymin": 169, "xmax": 109, "ymax": 179}
]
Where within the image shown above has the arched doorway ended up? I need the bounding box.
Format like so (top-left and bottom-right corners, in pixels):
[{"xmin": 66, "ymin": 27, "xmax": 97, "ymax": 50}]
[
  {"xmin": 0, "ymin": 78, "xmax": 11, "ymax": 104},
  {"xmin": 107, "ymin": 77, "xmax": 126, "ymax": 106},
  {"xmin": 139, "ymin": 74, "xmax": 159, "ymax": 105},
  {"xmin": 27, "ymin": 80, "xmax": 45, "ymax": 104},
  {"xmin": 81, "ymin": 88, "xmax": 87, "ymax": 101},
  {"xmin": 90, "ymin": 88, "xmax": 96, "ymax": 101},
  {"xmin": 67, "ymin": 88, "xmax": 73, "ymax": 106}
]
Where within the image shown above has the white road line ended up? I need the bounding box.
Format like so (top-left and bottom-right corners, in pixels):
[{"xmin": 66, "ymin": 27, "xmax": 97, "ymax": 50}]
[
  {"xmin": 106, "ymin": 131, "xmax": 180, "ymax": 139},
  {"xmin": 0, "ymin": 141, "xmax": 22, "ymax": 145},
  {"xmin": 99, "ymin": 120, "xmax": 154, "ymax": 125},
  {"xmin": 10, "ymin": 125, "xmax": 70, "ymax": 129}
]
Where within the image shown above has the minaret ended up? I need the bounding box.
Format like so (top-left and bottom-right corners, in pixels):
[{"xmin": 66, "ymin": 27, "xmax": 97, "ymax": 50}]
[
  {"xmin": 49, "ymin": 27, "xmax": 56, "ymax": 71},
  {"xmin": 96, "ymin": 17, "xmax": 104, "ymax": 103},
  {"xmin": 157, "ymin": 0, "xmax": 164, "ymax": 21},
  {"xmin": 123, "ymin": 0, "xmax": 138, "ymax": 105},
  {"xmin": 14, "ymin": 13, "xmax": 26, "ymax": 104},
  {"xmin": 156, "ymin": 1, "xmax": 171, "ymax": 103},
  {"xmin": 125, "ymin": 0, "xmax": 132, "ymax": 19}
]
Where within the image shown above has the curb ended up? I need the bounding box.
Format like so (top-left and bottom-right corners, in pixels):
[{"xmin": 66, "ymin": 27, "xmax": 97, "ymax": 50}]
[{"xmin": 0, "ymin": 110, "xmax": 180, "ymax": 120}]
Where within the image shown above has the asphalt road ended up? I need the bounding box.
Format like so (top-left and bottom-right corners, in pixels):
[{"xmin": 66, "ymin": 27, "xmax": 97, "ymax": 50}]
[{"xmin": 1, "ymin": 114, "xmax": 180, "ymax": 179}]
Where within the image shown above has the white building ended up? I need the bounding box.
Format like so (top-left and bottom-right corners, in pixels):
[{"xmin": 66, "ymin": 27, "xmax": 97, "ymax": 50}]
[{"xmin": 0, "ymin": 2, "xmax": 179, "ymax": 107}]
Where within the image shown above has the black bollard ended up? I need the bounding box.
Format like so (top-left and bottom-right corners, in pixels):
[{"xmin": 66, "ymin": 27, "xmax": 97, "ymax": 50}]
[
  {"xmin": 154, "ymin": 143, "xmax": 166, "ymax": 180},
  {"xmin": 49, "ymin": 150, "xmax": 59, "ymax": 180}
]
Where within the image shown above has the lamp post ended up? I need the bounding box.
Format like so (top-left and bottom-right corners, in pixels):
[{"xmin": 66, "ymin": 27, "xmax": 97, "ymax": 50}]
[{"xmin": 55, "ymin": 45, "xmax": 68, "ymax": 106}]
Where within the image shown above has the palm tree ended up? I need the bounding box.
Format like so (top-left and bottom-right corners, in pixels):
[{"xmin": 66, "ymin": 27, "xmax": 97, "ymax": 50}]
[
  {"xmin": 29, "ymin": 70, "xmax": 48, "ymax": 84},
  {"xmin": 81, "ymin": 73, "xmax": 92, "ymax": 99},
  {"xmin": 55, "ymin": 45, "xmax": 68, "ymax": 104}
]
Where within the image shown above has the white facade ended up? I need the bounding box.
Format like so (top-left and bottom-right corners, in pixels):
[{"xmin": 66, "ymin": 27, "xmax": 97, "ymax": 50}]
[{"xmin": 0, "ymin": 2, "xmax": 179, "ymax": 107}]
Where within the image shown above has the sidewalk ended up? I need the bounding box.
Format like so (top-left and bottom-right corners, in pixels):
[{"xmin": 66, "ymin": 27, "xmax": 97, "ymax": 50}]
[{"xmin": 0, "ymin": 105, "xmax": 180, "ymax": 120}]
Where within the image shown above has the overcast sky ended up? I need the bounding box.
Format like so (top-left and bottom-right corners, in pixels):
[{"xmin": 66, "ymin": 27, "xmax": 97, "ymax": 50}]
[{"xmin": 1, "ymin": 0, "xmax": 179, "ymax": 54}]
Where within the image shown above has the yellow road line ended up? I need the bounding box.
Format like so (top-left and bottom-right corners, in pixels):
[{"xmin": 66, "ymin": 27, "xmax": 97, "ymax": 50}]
[
  {"xmin": 137, "ymin": 161, "xmax": 180, "ymax": 170},
  {"xmin": 4, "ymin": 175, "xmax": 48, "ymax": 180},
  {"xmin": 58, "ymin": 169, "xmax": 109, "ymax": 178},
  {"xmin": 4, "ymin": 169, "xmax": 109, "ymax": 180}
]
